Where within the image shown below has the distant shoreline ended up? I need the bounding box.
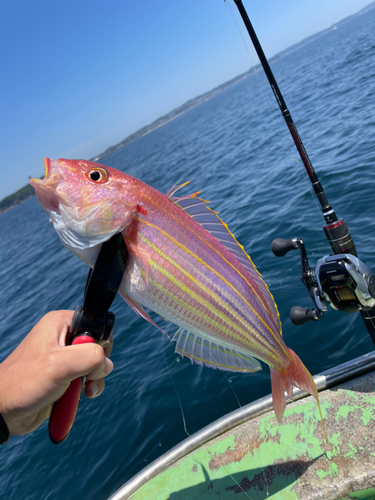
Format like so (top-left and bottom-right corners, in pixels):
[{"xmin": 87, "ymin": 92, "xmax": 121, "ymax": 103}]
[
  {"xmin": 0, "ymin": 184, "xmax": 36, "ymax": 216},
  {"xmin": 2, "ymin": 0, "xmax": 373, "ymax": 216},
  {"xmin": 90, "ymin": 0, "xmax": 374, "ymax": 164},
  {"xmin": 90, "ymin": 71, "xmax": 250, "ymax": 163}
]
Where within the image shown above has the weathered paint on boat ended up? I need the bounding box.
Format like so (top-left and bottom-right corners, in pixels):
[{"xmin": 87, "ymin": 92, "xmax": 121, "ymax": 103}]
[{"xmin": 110, "ymin": 352, "xmax": 375, "ymax": 500}]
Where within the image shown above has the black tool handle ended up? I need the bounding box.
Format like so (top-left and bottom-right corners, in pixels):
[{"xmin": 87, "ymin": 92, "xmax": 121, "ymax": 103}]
[{"xmin": 48, "ymin": 233, "xmax": 127, "ymax": 444}]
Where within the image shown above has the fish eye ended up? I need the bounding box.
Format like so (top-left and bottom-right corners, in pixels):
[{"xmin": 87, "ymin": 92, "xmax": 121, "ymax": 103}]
[
  {"xmin": 90, "ymin": 171, "xmax": 101, "ymax": 181},
  {"xmin": 85, "ymin": 168, "xmax": 108, "ymax": 183}
]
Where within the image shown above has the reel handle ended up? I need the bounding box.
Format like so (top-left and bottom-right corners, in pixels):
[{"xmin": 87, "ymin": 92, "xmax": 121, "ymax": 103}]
[
  {"xmin": 290, "ymin": 306, "xmax": 320, "ymax": 325},
  {"xmin": 271, "ymin": 238, "xmax": 298, "ymax": 257}
]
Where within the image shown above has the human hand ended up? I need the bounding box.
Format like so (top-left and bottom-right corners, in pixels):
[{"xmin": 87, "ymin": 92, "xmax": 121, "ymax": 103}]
[{"xmin": 0, "ymin": 310, "xmax": 113, "ymax": 437}]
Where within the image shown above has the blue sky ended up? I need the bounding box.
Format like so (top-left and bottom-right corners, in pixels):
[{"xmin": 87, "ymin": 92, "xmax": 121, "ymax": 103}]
[{"xmin": 0, "ymin": 0, "xmax": 371, "ymax": 199}]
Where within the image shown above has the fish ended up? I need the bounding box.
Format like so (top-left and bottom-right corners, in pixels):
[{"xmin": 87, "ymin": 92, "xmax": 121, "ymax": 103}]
[{"xmin": 30, "ymin": 158, "xmax": 326, "ymax": 431}]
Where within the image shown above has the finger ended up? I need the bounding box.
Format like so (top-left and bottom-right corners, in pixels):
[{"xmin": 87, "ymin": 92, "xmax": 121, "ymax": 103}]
[
  {"xmin": 86, "ymin": 355, "xmax": 113, "ymax": 381},
  {"xmin": 24, "ymin": 310, "xmax": 74, "ymax": 350},
  {"xmin": 98, "ymin": 332, "xmax": 113, "ymax": 358},
  {"xmin": 84, "ymin": 379, "xmax": 105, "ymax": 398},
  {"xmin": 104, "ymin": 333, "xmax": 113, "ymax": 357},
  {"xmin": 51, "ymin": 343, "xmax": 108, "ymax": 383}
]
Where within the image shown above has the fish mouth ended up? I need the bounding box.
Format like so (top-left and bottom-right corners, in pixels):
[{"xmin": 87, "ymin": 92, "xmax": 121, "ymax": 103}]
[
  {"xmin": 30, "ymin": 157, "xmax": 54, "ymax": 185},
  {"xmin": 30, "ymin": 158, "xmax": 61, "ymax": 215},
  {"xmin": 44, "ymin": 157, "xmax": 51, "ymax": 177}
]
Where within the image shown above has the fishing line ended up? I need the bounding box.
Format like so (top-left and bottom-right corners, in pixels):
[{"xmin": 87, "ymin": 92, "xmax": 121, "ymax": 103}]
[
  {"xmin": 295, "ymin": 158, "xmax": 375, "ymax": 333},
  {"xmin": 222, "ymin": 366, "xmax": 327, "ymax": 484},
  {"xmin": 220, "ymin": 369, "xmax": 312, "ymax": 492},
  {"xmin": 220, "ymin": 370, "xmax": 242, "ymax": 408},
  {"xmin": 160, "ymin": 337, "xmax": 256, "ymax": 500},
  {"xmin": 226, "ymin": 1, "xmax": 333, "ymax": 233},
  {"xmin": 290, "ymin": 153, "xmax": 330, "ymax": 241},
  {"xmin": 221, "ymin": 367, "xmax": 321, "ymax": 458},
  {"xmin": 226, "ymin": 0, "xmax": 328, "ymax": 243},
  {"xmin": 291, "ymin": 157, "xmax": 375, "ymax": 334},
  {"xmin": 226, "ymin": 0, "xmax": 331, "ymax": 249},
  {"xmin": 161, "ymin": 342, "xmax": 189, "ymax": 437},
  {"xmin": 220, "ymin": 370, "xmax": 270, "ymax": 497},
  {"xmin": 294, "ymin": 154, "xmax": 353, "ymax": 263},
  {"xmin": 227, "ymin": 2, "xmax": 375, "ymax": 339},
  {"xmin": 296, "ymin": 160, "xmax": 342, "ymax": 255},
  {"xmin": 225, "ymin": 0, "xmax": 280, "ymax": 122}
]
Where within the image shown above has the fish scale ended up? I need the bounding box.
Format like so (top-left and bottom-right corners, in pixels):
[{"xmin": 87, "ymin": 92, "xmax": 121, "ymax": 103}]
[
  {"xmin": 30, "ymin": 157, "xmax": 327, "ymax": 437},
  {"xmin": 138, "ymin": 214, "xmax": 271, "ymax": 329},
  {"xmin": 124, "ymin": 193, "xmax": 282, "ymax": 364}
]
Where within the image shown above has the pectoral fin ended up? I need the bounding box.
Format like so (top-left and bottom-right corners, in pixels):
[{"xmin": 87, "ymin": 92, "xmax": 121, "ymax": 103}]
[{"xmin": 119, "ymin": 289, "xmax": 167, "ymax": 335}]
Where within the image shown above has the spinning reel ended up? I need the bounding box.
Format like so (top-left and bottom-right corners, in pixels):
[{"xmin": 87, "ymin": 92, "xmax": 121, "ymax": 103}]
[{"xmin": 271, "ymin": 237, "xmax": 375, "ymax": 344}]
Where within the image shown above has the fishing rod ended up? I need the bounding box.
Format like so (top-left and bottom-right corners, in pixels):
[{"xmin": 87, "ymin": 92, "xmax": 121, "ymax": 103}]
[
  {"xmin": 233, "ymin": 0, "xmax": 354, "ymax": 255},
  {"xmin": 232, "ymin": 0, "xmax": 375, "ymax": 343}
]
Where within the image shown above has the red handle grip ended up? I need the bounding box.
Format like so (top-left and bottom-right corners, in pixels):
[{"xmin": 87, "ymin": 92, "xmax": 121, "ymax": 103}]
[{"xmin": 48, "ymin": 335, "xmax": 96, "ymax": 444}]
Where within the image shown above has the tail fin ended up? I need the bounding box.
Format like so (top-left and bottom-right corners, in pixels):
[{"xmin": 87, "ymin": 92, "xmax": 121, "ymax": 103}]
[{"xmin": 270, "ymin": 348, "xmax": 329, "ymax": 447}]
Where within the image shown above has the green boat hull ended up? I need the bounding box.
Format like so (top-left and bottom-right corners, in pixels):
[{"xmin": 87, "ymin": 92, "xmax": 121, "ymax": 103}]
[{"xmin": 110, "ymin": 352, "xmax": 375, "ymax": 500}]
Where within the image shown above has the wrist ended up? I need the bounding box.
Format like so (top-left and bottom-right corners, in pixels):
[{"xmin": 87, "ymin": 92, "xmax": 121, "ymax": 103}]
[
  {"xmin": 0, "ymin": 413, "xmax": 10, "ymax": 444},
  {"xmin": 0, "ymin": 363, "xmax": 11, "ymax": 442}
]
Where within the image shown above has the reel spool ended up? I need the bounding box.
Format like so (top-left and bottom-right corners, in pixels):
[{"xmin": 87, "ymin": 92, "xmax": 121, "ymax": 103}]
[{"xmin": 271, "ymin": 237, "xmax": 375, "ymax": 344}]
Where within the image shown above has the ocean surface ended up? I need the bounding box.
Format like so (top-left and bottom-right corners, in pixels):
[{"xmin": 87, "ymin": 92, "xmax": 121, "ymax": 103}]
[{"xmin": 1, "ymin": 7, "xmax": 375, "ymax": 499}]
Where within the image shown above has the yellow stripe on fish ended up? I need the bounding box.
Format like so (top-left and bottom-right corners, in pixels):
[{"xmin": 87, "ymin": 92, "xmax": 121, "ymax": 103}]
[
  {"xmin": 138, "ymin": 219, "xmax": 288, "ymax": 360},
  {"xmin": 31, "ymin": 158, "xmax": 328, "ymax": 441},
  {"xmin": 137, "ymin": 232, "xmax": 281, "ymax": 364},
  {"xmin": 143, "ymin": 267, "xmax": 279, "ymax": 365},
  {"xmin": 136, "ymin": 195, "xmax": 275, "ymax": 320}
]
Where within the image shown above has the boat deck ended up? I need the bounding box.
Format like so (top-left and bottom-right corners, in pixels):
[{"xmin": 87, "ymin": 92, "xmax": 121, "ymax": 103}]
[{"xmin": 110, "ymin": 352, "xmax": 375, "ymax": 500}]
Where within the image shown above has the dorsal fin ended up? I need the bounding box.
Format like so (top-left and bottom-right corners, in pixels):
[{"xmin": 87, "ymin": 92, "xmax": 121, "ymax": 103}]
[
  {"xmin": 166, "ymin": 183, "xmax": 281, "ymax": 332},
  {"xmin": 167, "ymin": 183, "xmax": 257, "ymax": 271},
  {"xmin": 165, "ymin": 181, "xmax": 202, "ymax": 203}
]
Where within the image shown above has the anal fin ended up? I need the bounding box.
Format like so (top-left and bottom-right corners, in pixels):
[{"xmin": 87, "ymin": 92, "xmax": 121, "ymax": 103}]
[{"xmin": 172, "ymin": 328, "xmax": 261, "ymax": 373}]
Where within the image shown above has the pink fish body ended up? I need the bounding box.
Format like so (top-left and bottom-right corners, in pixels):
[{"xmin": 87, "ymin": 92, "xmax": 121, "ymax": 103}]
[{"xmin": 31, "ymin": 158, "xmax": 324, "ymax": 425}]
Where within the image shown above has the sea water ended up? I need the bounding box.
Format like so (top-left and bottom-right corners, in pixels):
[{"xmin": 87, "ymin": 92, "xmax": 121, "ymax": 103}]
[{"xmin": 0, "ymin": 7, "xmax": 374, "ymax": 499}]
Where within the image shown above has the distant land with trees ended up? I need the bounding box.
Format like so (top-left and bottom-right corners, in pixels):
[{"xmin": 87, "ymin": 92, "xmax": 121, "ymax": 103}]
[
  {"xmin": 0, "ymin": 182, "xmax": 38, "ymax": 215},
  {"xmin": 1, "ymin": 0, "xmax": 372, "ymax": 216}
]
